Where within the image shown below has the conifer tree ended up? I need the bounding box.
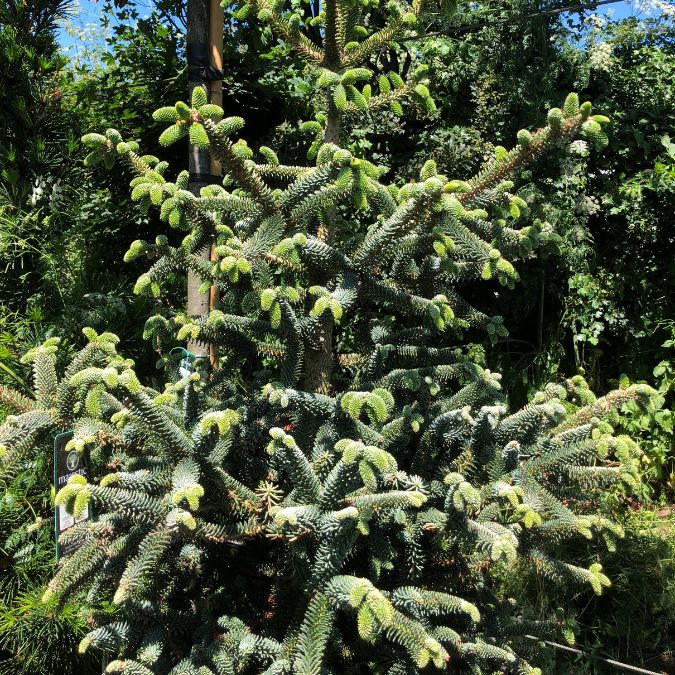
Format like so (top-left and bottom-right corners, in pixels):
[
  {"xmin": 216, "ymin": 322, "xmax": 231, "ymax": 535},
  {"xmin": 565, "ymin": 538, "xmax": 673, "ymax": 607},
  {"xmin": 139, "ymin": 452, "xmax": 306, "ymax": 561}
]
[{"xmin": 0, "ymin": 0, "xmax": 656, "ymax": 672}]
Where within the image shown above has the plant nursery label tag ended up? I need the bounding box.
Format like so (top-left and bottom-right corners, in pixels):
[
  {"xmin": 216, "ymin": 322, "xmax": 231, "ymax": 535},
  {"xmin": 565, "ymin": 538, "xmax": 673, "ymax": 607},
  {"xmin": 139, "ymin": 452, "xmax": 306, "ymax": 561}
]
[
  {"xmin": 179, "ymin": 356, "xmax": 193, "ymax": 378},
  {"xmin": 53, "ymin": 430, "xmax": 91, "ymax": 561}
]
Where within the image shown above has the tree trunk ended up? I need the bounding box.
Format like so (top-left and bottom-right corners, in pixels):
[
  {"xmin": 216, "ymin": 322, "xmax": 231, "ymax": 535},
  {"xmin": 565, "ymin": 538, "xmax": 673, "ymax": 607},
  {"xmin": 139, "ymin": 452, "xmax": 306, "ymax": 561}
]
[{"xmin": 303, "ymin": 101, "xmax": 341, "ymax": 394}]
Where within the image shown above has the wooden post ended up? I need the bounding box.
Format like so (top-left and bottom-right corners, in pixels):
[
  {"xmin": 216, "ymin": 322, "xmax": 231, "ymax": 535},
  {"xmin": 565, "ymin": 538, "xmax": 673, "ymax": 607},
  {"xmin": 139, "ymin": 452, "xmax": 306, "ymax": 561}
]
[
  {"xmin": 208, "ymin": 0, "xmax": 224, "ymax": 176},
  {"xmin": 208, "ymin": 0, "xmax": 223, "ymax": 369},
  {"xmin": 186, "ymin": 0, "xmax": 223, "ymax": 364}
]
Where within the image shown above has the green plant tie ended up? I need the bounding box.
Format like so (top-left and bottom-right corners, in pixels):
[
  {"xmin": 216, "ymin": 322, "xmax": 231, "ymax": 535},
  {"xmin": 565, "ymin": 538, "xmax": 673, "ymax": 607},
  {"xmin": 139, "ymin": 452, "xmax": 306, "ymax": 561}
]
[{"xmin": 169, "ymin": 347, "xmax": 209, "ymax": 377}]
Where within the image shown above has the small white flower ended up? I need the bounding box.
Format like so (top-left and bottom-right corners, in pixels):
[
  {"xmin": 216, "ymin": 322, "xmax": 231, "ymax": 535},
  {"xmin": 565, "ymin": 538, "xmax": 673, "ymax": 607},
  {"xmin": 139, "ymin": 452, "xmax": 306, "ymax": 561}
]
[
  {"xmin": 632, "ymin": 0, "xmax": 675, "ymax": 16},
  {"xmin": 585, "ymin": 13, "xmax": 606, "ymax": 29},
  {"xmin": 576, "ymin": 195, "xmax": 601, "ymax": 216},
  {"xmin": 588, "ymin": 42, "xmax": 613, "ymax": 72},
  {"xmin": 569, "ymin": 140, "xmax": 589, "ymax": 156}
]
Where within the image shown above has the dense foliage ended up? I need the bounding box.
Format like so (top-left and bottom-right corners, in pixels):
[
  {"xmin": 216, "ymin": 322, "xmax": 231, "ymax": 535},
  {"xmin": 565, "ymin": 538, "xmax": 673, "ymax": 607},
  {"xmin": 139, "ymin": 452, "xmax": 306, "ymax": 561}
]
[
  {"xmin": 0, "ymin": 0, "xmax": 172, "ymax": 380},
  {"xmin": 0, "ymin": 0, "xmax": 673, "ymax": 672},
  {"xmin": 1, "ymin": 0, "xmax": 665, "ymax": 672},
  {"xmin": 418, "ymin": 8, "xmax": 675, "ymax": 391}
]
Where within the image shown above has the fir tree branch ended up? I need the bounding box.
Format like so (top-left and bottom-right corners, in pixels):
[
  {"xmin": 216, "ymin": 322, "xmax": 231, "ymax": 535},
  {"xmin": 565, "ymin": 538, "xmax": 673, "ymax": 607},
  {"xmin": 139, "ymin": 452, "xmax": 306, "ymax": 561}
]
[
  {"xmin": 249, "ymin": 0, "xmax": 325, "ymax": 64},
  {"xmin": 202, "ymin": 118, "xmax": 280, "ymax": 214}
]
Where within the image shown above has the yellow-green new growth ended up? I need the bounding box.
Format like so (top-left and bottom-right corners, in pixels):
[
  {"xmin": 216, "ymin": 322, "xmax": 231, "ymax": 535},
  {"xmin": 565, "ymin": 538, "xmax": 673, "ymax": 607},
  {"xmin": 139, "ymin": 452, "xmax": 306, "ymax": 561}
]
[
  {"xmin": 199, "ymin": 409, "xmax": 240, "ymax": 436},
  {"xmin": 154, "ymin": 88, "xmax": 224, "ymax": 149}
]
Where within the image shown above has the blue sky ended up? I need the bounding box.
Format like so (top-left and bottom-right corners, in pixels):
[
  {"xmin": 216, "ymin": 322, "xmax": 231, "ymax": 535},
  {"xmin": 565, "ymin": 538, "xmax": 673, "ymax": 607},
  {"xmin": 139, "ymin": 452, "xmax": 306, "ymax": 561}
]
[
  {"xmin": 56, "ymin": 0, "xmax": 645, "ymax": 51},
  {"xmin": 599, "ymin": 0, "xmax": 644, "ymax": 19}
]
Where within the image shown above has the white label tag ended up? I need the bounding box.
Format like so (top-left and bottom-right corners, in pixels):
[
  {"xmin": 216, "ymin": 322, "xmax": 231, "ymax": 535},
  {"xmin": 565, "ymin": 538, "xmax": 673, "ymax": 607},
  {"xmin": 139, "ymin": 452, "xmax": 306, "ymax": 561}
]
[{"xmin": 59, "ymin": 504, "xmax": 74, "ymax": 530}]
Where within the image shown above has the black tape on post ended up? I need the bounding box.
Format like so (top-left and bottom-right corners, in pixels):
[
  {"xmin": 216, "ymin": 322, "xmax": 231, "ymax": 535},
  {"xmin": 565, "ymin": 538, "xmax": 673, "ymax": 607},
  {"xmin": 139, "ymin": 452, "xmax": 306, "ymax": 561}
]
[
  {"xmin": 188, "ymin": 172, "xmax": 223, "ymax": 185},
  {"xmin": 187, "ymin": 42, "xmax": 225, "ymax": 83}
]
